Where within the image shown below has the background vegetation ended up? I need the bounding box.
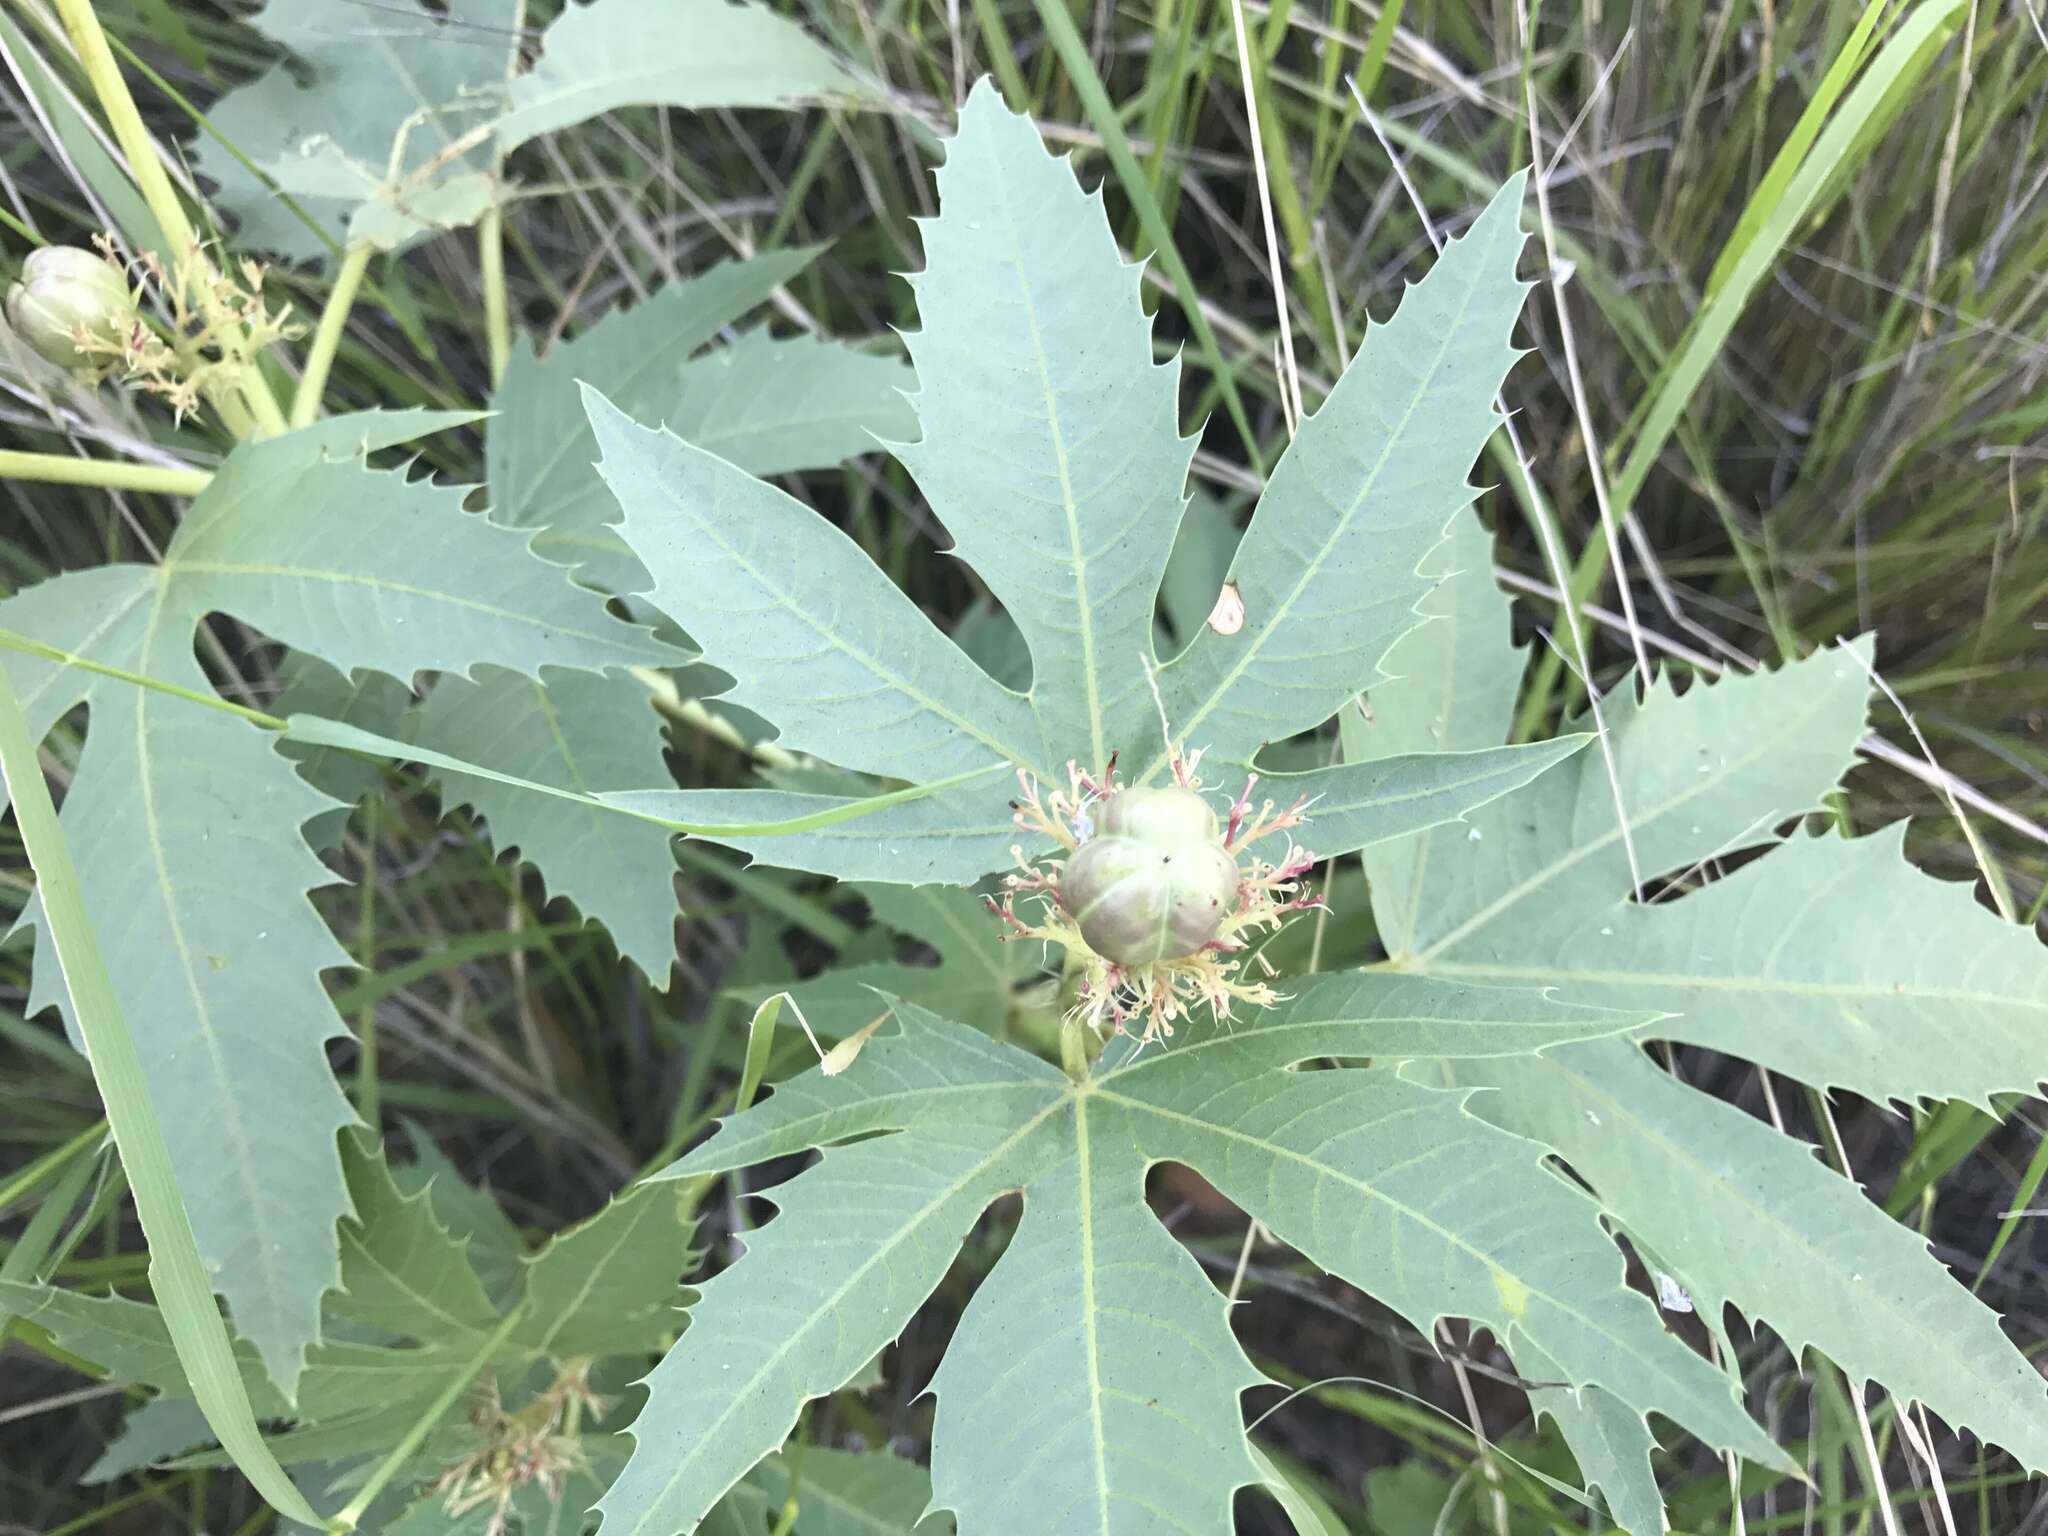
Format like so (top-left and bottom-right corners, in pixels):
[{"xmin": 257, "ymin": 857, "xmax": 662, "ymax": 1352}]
[{"xmin": 1, "ymin": 0, "xmax": 2043, "ymax": 1532}]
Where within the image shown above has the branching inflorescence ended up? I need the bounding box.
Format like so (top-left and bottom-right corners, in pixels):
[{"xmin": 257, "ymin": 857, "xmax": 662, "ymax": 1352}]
[{"xmin": 987, "ymin": 743, "xmax": 1320, "ymax": 1045}]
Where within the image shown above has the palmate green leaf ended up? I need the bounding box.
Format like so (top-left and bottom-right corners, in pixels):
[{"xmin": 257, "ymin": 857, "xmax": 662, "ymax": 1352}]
[
  {"xmin": 392, "ymin": 1126, "xmax": 530, "ymax": 1307},
  {"xmin": 0, "ymin": 1280, "xmax": 477, "ymax": 1424},
  {"xmin": 1144, "ymin": 183, "xmax": 1531, "ymax": 783},
  {"xmin": 589, "ymin": 82, "xmax": 1557, "ymax": 890},
  {"xmin": 0, "ymin": 412, "xmax": 671, "ymax": 1398},
  {"xmin": 747, "ymin": 882, "xmax": 1028, "ymax": 1041},
  {"xmin": 1351, "ymin": 511, "xmax": 2048, "ymax": 1530},
  {"xmin": 751, "ymin": 1446, "xmax": 950, "ymax": 1536},
  {"xmin": 195, "ymin": 0, "xmax": 516, "ymax": 258},
  {"xmin": 673, "ymin": 330, "xmax": 919, "ymax": 482},
  {"xmin": 336, "ymin": 1130, "xmax": 498, "ymax": 1344},
  {"xmin": 196, "ymin": 0, "xmax": 862, "ymax": 258},
  {"xmin": 462, "ymin": 253, "xmax": 916, "ymax": 970},
  {"xmin": 493, "ymin": 0, "xmax": 864, "ymax": 151},
  {"xmin": 417, "ymin": 665, "xmax": 681, "ymax": 985},
  {"xmin": 595, "ymin": 984, "xmax": 1777, "ymax": 1536},
  {"xmin": 513, "ymin": 1179, "xmax": 696, "ymax": 1361},
  {"xmin": 489, "ymin": 246, "xmax": 912, "ymax": 592},
  {"xmin": 271, "ymin": 653, "xmax": 412, "ymax": 851}
]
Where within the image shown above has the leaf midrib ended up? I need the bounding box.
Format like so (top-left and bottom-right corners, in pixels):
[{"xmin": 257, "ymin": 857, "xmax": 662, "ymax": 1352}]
[
  {"xmin": 616, "ymin": 1100, "xmax": 1063, "ymax": 1535},
  {"xmin": 1542, "ymin": 1050, "xmax": 2048, "ymax": 1437},
  {"xmin": 987, "ymin": 146, "xmax": 1106, "ymax": 770},
  {"xmin": 168, "ymin": 560, "xmax": 649, "ymax": 659},
  {"xmin": 135, "ymin": 581, "xmax": 298, "ymax": 1368},
  {"xmin": 1140, "ymin": 255, "xmax": 1489, "ymax": 784},
  {"xmin": 1095, "ymin": 1085, "xmax": 1744, "ymax": 1431},
  {"xmin": 637, "ymin": 468, "xmax": 1045, "ymax": 778},
  {"xmin": 1415, "ymin": 715, "xmax": 1816, "ymax": 961}
]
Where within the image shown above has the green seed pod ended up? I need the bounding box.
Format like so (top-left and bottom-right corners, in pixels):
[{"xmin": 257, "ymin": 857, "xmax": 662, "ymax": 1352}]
[
  {"xmin": 1063, "ymin": 786, "xmax": 1240, "ymax": 966},
  {"xmin": 5, "ymin": 246, "xmax": 135, "ymax": 369}
]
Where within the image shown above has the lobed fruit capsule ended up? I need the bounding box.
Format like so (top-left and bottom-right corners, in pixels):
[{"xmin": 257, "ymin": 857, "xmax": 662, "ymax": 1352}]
[
  {"xmin": 1062, "ymin": 786, "xmax": 1240, "ymax": 966},
  {"xmin": 5, "ymin": 246, "xmax": 135, "ymax": 369}
]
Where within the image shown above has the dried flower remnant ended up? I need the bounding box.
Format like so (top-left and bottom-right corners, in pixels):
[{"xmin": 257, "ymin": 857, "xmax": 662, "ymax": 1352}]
[
  {"xmin": 987, "ymin": 745, "xmax": 1320, "ymax": 1046},
  {"xmin": 430, "ymin": 1365, "xmax": 604, "ymax": 1536}
]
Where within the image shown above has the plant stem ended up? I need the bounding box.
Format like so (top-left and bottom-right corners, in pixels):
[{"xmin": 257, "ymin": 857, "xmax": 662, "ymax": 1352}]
[
  {"xmin": 480, "ymin": 207, "xmax": 510, "ymax": 388},
  {"xmin": 0, "ymin": 449, "xmax": 209, "ymax": 497},
  {"xmin": 330, "ymin": 1303, "xmax": 527, "ymax": 1530},
  {"xmin": 48, "ymin": 0, "xmax": 289, "ymax": 438},
  {"xmin": 0, "ymin": 660, "xmax": 324, "ymax": 1530},
  {"xmin": 290, "ymin": 243, "xmax": 371, "ymax": 428}
]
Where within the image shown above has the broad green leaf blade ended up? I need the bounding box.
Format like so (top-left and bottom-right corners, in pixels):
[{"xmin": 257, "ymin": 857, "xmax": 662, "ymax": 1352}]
[
  {"xmin": 1399, "ymin": 642, "xmax": 1873, "ymax": 965},
  {"xmin": 86, "ymin": 1397, "xmax": 215, "ymax": 1484},
  {"xmin": 391, "ymin": 1127, "xmax": 529, "ymax": 1306},
  {"xmin": 750, "ymin": 882, "xmax": 1025, "ymax": 1041},
  {"xmin": 1264, "ymin": 737, "xmax": 1585, "ymax": 860},
  {"xmin": 6, "ymin": 572, "xmax": 356, "ymax": 1398},
  {"xmin": 1448, "ymin": 824, "xmax": 2048, "ymax": 1109},
  {"xmin": 514, "ymin": 1180, "xmax": 695, "ymax": 1360},
  {"xmin": 490, "ymin": 249, "xmax": 820, "ymax": 589},
  {"xmin": 1151, "ymin": 175, "xmax": 1532, "ymax": 777},
  {"xmin": 1, "ymin": 414, "xmax": 679, "ymax": 1396},
  {"xmin": 272, "ymin": 653, "xmax": 411, "ymax": 851},
  {"xmin": 660, "ymin": 1001, "xmax": 1064, "ymax": 1181},
  {"xmin": 604, "ymin": 779, "xmax": 1018, "ymax": 885},
  {"xmin": 194, "ymin": 0, "xmax": 516, "ymax": 257},
  {"xmin": 1240, "ymin": 971, "xmax": 1650, "ymax": 1060},
  {"xmin": 1381, "ymin": 636, "xmax": 2045, "ymax": 1108},
  {"xmin": 892, "ymin": 79, "xmax": 1196, "ymax": 770},
  {"xmin": 749, "ymin": 1446, "xmax": 950, "ymax": 1536},
  {"xmin": 1342, "ymin": 513, "xmax": 1523, "ymax": 952},
  {"xmin": 1511, "ymin": 1338, "xmax": 1662, "ymax": 1536},
  {"xmin": 1454, "ymin": 1041, "xmax": 2048, "ymax": 1473},
  {"xmin": 417, "ymin": 666, "xmax": 681, "ymax": 984},
  {"xmin": 0, "ymin": 1280, "xmax": 485, "ymax": 1423},
  {"xmin": 493, "ymin": 0, "xmax": 862, "ymax": 150},
  {"xmin": 674, "ymin": 329, "xmax": 917, "ymax": 476},
  {"xmin": 586, "ymin": 387, "xmax": 1043, "ymax": 780},
  {"xmin": 166, "ymin": 441, "xmax": 674, "ymax": 681},
  {"xmin": 925, "ymin": 1126, "xmax": 1263, "ymax": 1534},
  {"xmin": 336, "ymin": 1130, "xmax": 499, "ymax": 1344},
  {"xmin": 1096, "ymin": 1039, "xmax": 1787, "ymax": 1470},
  {"xmin": 600, "ymin": 1124, "xmax": 1050, "ymax": 1536}
]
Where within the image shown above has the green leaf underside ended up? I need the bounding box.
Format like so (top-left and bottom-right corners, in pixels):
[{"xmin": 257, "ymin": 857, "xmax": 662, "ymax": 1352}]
[
  {"xmin": 490, "ymin": 247, "xmax": 921, "ymax": 597},
  {"xmin": 513, "ymin": 1179, "xmax": 695, "ymax": 1360},
  {"xmin": 198, "ymin": 0, "xmax": 861, "ymax": 258},
  {"xmin": 595, "ymin": 986, "xmax": 1777, "ymax": 1534},
  {"xmin": 0, "ymin": 1280, "xmax": 475, "ymax": 1424},
  {"xmin": 195, "ymin": 0, "xmax": 516, "ymax": 258},
  {"xmin": 1352, "ymin": 511, "xmax": 2048, "ymax": 1529},
  {"xmin": 749, "ymin": 1446, "xmax": 950, "ymax": 1536},
  {"xmin": 1145, "ymin": 176, "xmax": 1531, "ymax": 782},
  {"xmin": 1511, "ymin": 1338, "xmax": 1662, "ymax": 1536},
  {"xmin": 493, "ymin": 0, "xmax": 862, "ymax": 150},
  {"xmin": 0, "ymin": 412, "xmax": 668, "ymax": 1397},
  {"xmin": 588, "ymin": 82, "xmax": 1540, "ymax": 881},
  {"xmin": 889, "ymin": 84, "xmax": 1197, "ymax": 773},
  {"xmin": 745, "ymin": 882, "xmax": 1027, "ymax": 1042},
  {"xmin": 337, "ymin": 1130, "xmax": 498, "ymax": 1344},
  {"xmin": 417, "ymin": 665, "xmax": 681, "ymax": 984}
]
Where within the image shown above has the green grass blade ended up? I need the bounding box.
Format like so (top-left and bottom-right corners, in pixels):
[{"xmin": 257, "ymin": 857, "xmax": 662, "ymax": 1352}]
[
  {"xmin": 1610, "ymin": 0, "xmax": 1968, "ymax": 515},
  {"xmin": 1028, "ymin": 0, "xmax": 1268, "ymax": 476},
  {"xmin": 0, "ymin": 660, "xmax": 329, "ymax": 1530}
]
